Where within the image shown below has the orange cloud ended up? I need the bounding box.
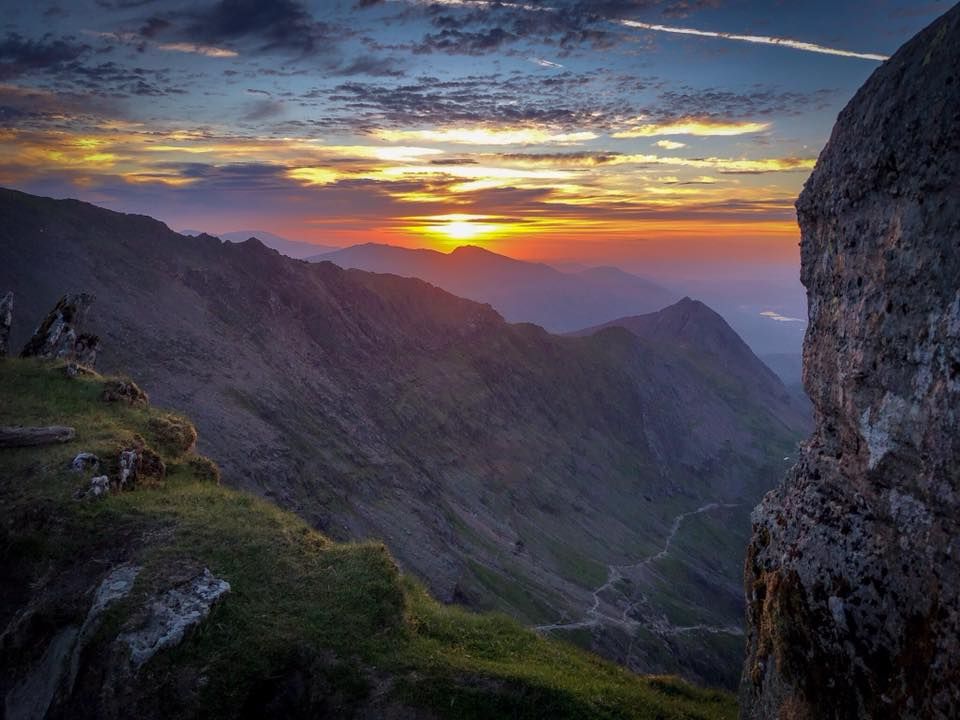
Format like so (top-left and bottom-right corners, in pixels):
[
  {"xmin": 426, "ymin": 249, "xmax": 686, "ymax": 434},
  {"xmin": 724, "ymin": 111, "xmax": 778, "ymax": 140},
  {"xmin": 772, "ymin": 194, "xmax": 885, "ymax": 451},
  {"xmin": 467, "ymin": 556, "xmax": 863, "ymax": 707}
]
[{"xmin": 613, "ymin": 118, "xmax": 770, "ymax": 138}]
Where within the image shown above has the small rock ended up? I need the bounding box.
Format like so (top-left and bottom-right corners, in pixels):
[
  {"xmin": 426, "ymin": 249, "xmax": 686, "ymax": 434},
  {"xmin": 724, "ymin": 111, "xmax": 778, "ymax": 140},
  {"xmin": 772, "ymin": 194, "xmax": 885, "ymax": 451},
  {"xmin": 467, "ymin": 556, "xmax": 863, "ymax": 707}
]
[
  {"xmin": 0, "ymin": 290, "xmax": 12, "ymax": 357},
  {"xmin": 118, "ymin": 450, "xmax": 140, "ymax": 489},
  {"xmin": 71, "ymin": 452, "xmax": 100, "ymax": 474},
  {"xmin": 88, "ymin": 476, "xmax": 110, "ymax": 498}
]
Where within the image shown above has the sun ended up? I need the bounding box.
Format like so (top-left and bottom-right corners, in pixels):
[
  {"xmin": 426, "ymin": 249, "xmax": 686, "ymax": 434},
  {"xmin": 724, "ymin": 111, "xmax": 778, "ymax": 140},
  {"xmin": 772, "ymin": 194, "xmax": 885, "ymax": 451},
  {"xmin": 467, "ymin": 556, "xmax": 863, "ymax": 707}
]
[{"xmin": 415, "ymin": 214, "xmax": 503, "ymax": 246}]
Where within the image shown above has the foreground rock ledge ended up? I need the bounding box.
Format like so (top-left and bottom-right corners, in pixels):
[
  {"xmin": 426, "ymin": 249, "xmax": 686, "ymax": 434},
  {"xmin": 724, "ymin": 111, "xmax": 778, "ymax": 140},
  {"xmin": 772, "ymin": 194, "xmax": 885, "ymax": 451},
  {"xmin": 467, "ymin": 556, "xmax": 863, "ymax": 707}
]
[{"xmin": 740, "ymin": 5, "xmax": 960, "ymax": 720}]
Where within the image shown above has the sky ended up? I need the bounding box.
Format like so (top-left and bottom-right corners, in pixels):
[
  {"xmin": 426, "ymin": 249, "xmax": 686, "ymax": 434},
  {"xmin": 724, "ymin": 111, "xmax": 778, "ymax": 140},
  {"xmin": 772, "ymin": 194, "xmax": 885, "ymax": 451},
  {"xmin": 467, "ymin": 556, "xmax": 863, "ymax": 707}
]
[{"xmin": 0, "ymin": 0, "xmax": 949, "ymax": 283}]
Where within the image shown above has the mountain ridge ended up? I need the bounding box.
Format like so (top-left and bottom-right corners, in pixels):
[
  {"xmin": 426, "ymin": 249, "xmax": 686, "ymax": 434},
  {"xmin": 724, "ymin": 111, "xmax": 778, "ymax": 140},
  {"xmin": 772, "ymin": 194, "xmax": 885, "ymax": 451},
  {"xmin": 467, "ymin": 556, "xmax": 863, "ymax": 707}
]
[
  {"xmin": 0, "ymin": 186, "xmax": 808, "ymax": 687},
  {"xmin": 310, "ymin": 241, "xmax": 679, "ymax": 334}
]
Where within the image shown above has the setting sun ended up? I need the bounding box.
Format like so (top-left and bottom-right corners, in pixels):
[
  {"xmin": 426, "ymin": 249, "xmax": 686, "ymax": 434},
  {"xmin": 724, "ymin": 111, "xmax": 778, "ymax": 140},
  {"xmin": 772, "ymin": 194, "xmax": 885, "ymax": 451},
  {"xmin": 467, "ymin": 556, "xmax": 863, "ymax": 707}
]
[{"xmin": 416, "ymin": 214, "xmax": 503, "ymax": 244}]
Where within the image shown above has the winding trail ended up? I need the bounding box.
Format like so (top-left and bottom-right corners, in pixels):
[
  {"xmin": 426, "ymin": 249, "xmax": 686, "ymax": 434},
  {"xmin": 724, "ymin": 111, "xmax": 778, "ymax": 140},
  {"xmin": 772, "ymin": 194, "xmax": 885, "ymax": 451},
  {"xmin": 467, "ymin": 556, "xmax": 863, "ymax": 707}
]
[{"xmin": 534, "ymin": 502, "xmax": 743, "ymax": 638}]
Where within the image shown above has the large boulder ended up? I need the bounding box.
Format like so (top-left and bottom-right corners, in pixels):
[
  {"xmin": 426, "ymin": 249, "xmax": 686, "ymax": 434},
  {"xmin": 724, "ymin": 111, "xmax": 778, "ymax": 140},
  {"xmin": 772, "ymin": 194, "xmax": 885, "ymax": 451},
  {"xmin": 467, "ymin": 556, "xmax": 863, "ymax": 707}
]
[
  {"xmin": 741, "ymin": 6, "xmax": 960, "ymax": 720},
  {"xmin": 20, "ymin": 293, "xmax": 101, "ymax": 366}
]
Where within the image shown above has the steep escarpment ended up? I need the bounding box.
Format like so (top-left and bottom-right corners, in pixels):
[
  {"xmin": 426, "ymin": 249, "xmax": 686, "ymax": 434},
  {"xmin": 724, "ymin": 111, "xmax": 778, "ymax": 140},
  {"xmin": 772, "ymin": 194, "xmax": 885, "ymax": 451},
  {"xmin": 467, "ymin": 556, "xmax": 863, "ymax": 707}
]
[
  {"xmin": 0, "ymin": 188, "xmax": 807, "ymax": 687},
  {"xmin": 741, "ymin": 5, "xmax": 960, "ymax": 719}
]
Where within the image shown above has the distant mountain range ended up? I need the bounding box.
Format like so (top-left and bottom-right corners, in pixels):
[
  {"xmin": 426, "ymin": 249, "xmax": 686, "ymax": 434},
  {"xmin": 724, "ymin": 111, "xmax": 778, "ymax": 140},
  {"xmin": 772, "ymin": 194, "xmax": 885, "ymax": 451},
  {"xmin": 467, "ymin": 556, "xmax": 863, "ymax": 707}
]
[
  {"xmin": 1, "ymin": 188, "xmax": 810, "ymax": 688},
  {"xmin": 181, "ymin": 228, "xmax": 339, "ymax": 259},
  {"xmin": 310, "ymin": 243, "xmax": 679, "ymax": 333}
]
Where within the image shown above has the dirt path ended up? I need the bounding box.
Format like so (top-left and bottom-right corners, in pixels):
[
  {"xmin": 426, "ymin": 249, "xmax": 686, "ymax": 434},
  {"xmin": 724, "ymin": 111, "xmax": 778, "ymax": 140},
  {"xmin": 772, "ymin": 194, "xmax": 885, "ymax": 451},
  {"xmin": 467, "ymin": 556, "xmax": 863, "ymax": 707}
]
[{"xmin": 534, "ymin": 502, "xmax": 742, "ymax": 637}]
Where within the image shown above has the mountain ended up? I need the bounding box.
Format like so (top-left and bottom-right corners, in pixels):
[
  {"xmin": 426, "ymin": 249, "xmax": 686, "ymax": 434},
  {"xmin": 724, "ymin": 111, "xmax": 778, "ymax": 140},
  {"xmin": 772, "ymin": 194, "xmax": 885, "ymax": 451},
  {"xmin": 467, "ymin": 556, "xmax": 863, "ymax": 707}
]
[
  {"xmin": 182, "ymin": 228, "xmax": 338, "ymax": 259},
  {"xmin": 0, "ymin": 359, "xmax": 735, "ymax": 719},
  {"xmin": 310, "ymin": 243, "xmax": 679, "ymax": 333},
  {"xmin": 570, "ymin": 299, "xmax": 800, "ymax": 412},
  {"xmin": 0, "ymin": 187, "xmax": 809, "ymax": 688},
  {"xmin": 743, "ymin": 7, "xmax": 960, "ymax": 718}
]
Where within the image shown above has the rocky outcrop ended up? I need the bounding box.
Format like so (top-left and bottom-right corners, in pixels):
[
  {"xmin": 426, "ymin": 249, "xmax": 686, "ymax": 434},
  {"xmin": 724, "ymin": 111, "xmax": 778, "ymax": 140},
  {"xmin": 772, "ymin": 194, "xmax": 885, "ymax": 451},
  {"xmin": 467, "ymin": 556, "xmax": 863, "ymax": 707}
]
[
  {"xmin": 120, "ymin": 567, "xmax": 230, "ymax": 669},
  {"xmin": 741, "ymin": 6, "xmax": 960, "ymax": 720},
  {"xmin": 0, "ymin": 291, "xmax": 11, "ymax": 357},
  {"xmin": 20, "ymin": 293, "xmax": 101, "ymax": 366},
  {"xmin": 0, "ymin": 426, "xmax": 76, "ymax": 448}
]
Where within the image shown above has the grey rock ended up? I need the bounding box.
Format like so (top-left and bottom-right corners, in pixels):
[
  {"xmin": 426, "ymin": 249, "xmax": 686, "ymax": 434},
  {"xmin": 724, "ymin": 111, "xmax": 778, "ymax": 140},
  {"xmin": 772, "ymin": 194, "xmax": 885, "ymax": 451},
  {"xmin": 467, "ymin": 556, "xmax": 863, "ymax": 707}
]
[
  {"xmin": 87, "ymin": 476, "xmax": 110, "ymax": 499},
  {"xmin": 4, "ymin": 627, "xmax": 78, "ymax": 720},
  {"xmin": 120, "ymin": 568, "xmax": 230, "ymax": 669},
  {"xmin": 71, "ymin": 452, "xmax": 100, "ymax": 474},
  {"xmin": 741, "ymin": 5, "xmax": 960, "ymax": 720},
  {"xmin": 68, "ymin": 564, "xmax": 140, "ymax": 690},
  {"xmin": 20, "ymin": 293, "xmax": 99, "ymax": 367},
  {"xmin": 118, "ymin": 450, "xmax": 139, "ymax": 489},
  {"xmin": 0, "ymin": 291, "xmax": 11, "ymax": 357},
  {"xmin": 0, "ymin": 426, "xmax": 76, "ymax": 448}
]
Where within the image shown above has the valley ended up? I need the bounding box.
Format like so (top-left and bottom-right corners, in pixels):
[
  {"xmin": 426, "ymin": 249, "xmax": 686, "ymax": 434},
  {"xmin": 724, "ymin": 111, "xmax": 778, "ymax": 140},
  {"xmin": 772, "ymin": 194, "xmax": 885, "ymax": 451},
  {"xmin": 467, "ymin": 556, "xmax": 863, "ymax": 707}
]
[{"xmin": 0, "ymin": 187, "xmax": 809, "ymax": 687}]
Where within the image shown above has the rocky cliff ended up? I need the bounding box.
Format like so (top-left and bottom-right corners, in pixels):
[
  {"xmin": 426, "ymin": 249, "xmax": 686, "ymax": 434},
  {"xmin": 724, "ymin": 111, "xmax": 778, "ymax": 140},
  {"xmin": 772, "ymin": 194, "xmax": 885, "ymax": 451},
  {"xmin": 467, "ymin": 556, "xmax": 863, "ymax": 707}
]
[{"xmin": 741, "ymin": 4, "xmax": 960, "ymax": 718}]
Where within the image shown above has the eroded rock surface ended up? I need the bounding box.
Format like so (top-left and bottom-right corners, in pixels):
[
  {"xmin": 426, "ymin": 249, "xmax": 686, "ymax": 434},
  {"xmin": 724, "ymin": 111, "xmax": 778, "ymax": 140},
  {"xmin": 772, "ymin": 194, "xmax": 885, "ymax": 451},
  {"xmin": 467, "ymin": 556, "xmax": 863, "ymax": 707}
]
[
  {"xmin": 741, "ymin": 6, "xmax": 960, "ymax": 720},
  {"xmin": 20, "ymin": 293, "xmax": 99, "ymax": 366},
  {"xmin": 120, "ymin": 567, "xmax": 230, "ymax": 669},
  {"xmin": 0, "ymin": 291, "xmax": 12, "ymax": 357}
]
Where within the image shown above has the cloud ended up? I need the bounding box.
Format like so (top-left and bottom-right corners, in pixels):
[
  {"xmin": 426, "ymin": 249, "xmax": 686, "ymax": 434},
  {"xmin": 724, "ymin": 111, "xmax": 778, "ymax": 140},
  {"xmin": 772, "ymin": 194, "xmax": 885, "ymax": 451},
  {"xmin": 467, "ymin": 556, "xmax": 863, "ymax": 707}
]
[
  {"xmin": 0, "ymin": 33, "xmax": 91, "ymax": 79},
  {"xmin": 412, "ymin": 27, "xmax": 517, "ymax": 55},
  {"xmin": 760, "ymin": 310, "xmax": 805, "ymax": 323},
  {"xmin": 154, "ymin": 42, "xmax": 238, "ymax": 57},
  {"xmin": 654, "ymin": 139, "xmax": 685, "ymax": 149},
  {"xmin": 336, "ymin": 56, "xmax": 406, "ymax": 77},
  {"xmin": 530, "ymin": 57, "xmax": 563, "ymax": 68},
  {"xmin": 375, "ymin": 127, "xmax": 598, "ymax": 145},
  {"xmin": 135, "ymin": 0, "xmax": 343, "ymax": 57},
  {"xmin": 619, "ymin": 19, "xmax": 889, "ymax": 61},
  {"xmin": 615, "ymin": 118, "xmax": 770, "ymax": 137},
  {"xmin": 242, "ymin": 99, "xmax": 286, "ymax": 121}
]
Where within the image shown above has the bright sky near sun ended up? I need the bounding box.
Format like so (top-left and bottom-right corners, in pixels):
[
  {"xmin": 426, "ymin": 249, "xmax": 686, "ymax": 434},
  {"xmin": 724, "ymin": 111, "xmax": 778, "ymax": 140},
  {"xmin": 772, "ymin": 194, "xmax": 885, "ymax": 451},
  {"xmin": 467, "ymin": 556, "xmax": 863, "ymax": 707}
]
[{"xmin": 0, "ymin": 0, "xmax": 949, "ymax": 268}]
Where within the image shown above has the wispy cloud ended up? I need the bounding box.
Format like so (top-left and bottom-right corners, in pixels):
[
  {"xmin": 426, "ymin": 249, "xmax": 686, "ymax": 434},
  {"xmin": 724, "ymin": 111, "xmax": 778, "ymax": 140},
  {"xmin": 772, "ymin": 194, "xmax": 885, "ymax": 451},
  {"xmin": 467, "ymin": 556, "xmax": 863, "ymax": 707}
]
[
  {"xmin": 375, "ymin": 127, "xmax": 597, "ymax": 145},
  {"xmin": 614, "ymin": 118, "xmax": 770, "ymax": 138},
  {"xmin": 619, "ymin": 20, "xmax": 889, "ymax": 62},
  {"xmin": 530, "ymin": 57, "xmax": 563, "ymax": 68},
  {"xmin": 760, "ymin": 310, "xmax": 805, "ymax": 323}
]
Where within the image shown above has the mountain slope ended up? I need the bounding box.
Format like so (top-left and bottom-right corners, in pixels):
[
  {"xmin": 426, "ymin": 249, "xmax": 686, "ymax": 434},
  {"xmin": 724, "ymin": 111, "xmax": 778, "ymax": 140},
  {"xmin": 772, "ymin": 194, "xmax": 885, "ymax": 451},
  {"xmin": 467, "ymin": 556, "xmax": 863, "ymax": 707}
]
[
  {"xmin": 0, "ymin": 187, "xmax": 808, "ymax": 687},
  {"xmin": 570, "ymin": 299, "xmax": 807, "ymax": 431},
  {"xmin": 311, "ymin": 243, "xmax": 678, "ymax": 333},
  {"xmin": 182, "ymin": 228, "xmax": 339, "ymax": 259},
  {"xmin": 0, "ymin": 358, "xmax": 735, "ymax": 719}
]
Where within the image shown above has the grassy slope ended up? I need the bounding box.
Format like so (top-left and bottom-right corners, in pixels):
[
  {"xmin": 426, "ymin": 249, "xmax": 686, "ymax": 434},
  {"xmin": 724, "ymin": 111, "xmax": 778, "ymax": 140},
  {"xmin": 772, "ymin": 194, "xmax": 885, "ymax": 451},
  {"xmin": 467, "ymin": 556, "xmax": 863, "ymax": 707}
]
[{"xmin": 0, "ymin": 358, "xmax": 735, "ymax": 719}]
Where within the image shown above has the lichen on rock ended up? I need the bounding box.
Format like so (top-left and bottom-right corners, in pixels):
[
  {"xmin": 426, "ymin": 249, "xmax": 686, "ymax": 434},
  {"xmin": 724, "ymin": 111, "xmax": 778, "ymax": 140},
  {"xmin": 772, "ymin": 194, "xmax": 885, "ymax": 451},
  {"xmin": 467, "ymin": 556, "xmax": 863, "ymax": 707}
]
[
  {"xmin": 20, "ymin": 293, "xmax": 100, "ymax": 367},
  {"xmin": 740, "ymin": 6, "xmax": 960, "ymax": 719}
]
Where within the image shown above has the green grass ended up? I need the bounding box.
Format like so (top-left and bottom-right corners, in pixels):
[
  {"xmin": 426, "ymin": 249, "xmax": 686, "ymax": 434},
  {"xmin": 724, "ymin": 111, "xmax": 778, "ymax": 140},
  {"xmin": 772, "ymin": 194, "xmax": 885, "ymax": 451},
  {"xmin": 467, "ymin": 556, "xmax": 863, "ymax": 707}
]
[{"xmin": 0, "ymin": 358, "xmax": 736, "ymax": 719}]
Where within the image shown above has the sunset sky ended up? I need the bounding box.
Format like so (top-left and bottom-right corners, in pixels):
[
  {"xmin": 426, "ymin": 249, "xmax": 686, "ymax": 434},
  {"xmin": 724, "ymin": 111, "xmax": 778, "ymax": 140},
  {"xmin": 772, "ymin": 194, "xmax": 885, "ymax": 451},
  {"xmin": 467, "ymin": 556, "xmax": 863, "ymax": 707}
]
[{"xmin": 0, "ymin": 0, "xmax": 948, "ymax": 274}]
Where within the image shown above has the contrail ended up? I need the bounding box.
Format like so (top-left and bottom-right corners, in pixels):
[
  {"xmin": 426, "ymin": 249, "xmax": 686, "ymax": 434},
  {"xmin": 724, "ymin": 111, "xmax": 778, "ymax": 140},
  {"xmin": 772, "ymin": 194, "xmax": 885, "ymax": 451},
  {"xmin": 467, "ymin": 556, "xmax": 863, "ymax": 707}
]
[
  {"xmin": 619, "ymin": 20, "xmax": 889, "ymax": 61},
  {"xmin": 392, "ymin": 0, "xmax": 891, "ymax": 62}
]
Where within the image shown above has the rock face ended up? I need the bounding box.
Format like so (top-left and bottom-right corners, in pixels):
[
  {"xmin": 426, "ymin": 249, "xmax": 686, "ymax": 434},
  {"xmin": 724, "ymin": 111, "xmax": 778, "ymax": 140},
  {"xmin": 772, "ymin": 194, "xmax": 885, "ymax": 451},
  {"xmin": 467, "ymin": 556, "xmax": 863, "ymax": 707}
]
[
  {"xmin": 0, "ymin": 291, "xmax": 11, "ymax": 356},
  {"xmin": 120, "ymin": 567, "xmax": 230, "ymax": 669},
  {"xmin": 20, "ymin": 293, "xmax": 100, "ymax": 366},
  {"xmin": 741, "ymin": 6, "xmax": 960, "ymax": 720}
]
